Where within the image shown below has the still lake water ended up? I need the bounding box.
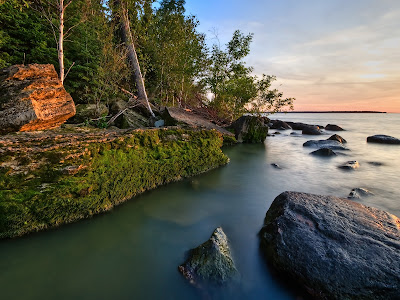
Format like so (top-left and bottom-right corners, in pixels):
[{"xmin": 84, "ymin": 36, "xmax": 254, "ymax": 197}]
[{"xmin": 0, "ymin": 113, "xmax": 399, "ymax": 299}]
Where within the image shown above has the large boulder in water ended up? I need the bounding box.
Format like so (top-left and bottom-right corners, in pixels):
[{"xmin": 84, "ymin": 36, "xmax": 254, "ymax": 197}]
[
  {"xmin": 302, "ymin": 125, "xmax": 322, "ymax": 135},
  {"xmin": 178, "ymin": 227, "xmax": 239, "ymax": 286},
  {"xmin": 367, "ymin": 135, "xmax": 400, "ymax": 144},
  {"xmin": 259, "ymin": 191, "xmax": 400, "ymax": 300},
  {"xmin": 310, "ymin": 148, "xmax": 337, "ymax": 157},
  {"xmin": 0, "ymin": 64, "xmax": 76, "ymax": 134},
  {"xmin": 303, "ymin": 139, "xmax": 348, "ymax": 150},
  {"xmin": 325, "ymin": 124, "xmax": 344, "ymax": 131},
  {"xmin": 229, "ymin": 116, "xmax": 268, "ymax": 143}
]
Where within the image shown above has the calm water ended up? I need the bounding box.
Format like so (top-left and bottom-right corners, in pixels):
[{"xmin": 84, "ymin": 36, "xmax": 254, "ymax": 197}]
[{"xmin": 0, "ymin": 113, "xmax": 399, "ymax": 299}]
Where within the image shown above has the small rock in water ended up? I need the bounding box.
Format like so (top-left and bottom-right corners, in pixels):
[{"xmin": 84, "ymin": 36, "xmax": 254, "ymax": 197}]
[
  {"xmin": 328, "ymin": 134, "xmax": 347, "ymax": 144},
  {"xmin": 271, "ymin": 163, "xmax": 282, "ymax": 169},
  {"xmin": 303, "ymin": 140, "xmax": 348, "ymax": 150},
  {"xmin": 366, "ymin": 135, "xmax": 400, "ymax": 144},
  {"xmin": 348, "ymin": 188, "xmax": 374, "ymax": 199},
  {"xmin": 310, "ymin": 148, "xmax": 337, "ymax": 157},
  {"xmin": 338, "ymin": 160, "xmax": 360, "ymax": 170},
  {"xmin": 368, "ymin": 161, "xmax": 384, "ymax": 166},
  {"xmin": 325, "ymin": 124, "xmax": 344, "ymax": 131},
  {"xmin": 178, "ymin": 227, "xmax": 239, "ymax": 287},
  {"xmin": 273, "ymin": 131, "xmax": 281, "ymax": 135}
]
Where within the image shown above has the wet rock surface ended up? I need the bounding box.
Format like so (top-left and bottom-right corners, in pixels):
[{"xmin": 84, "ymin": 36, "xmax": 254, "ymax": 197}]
[
  {"xmin": 325, "ymin": 124, "xmax": 344, "ymax": 131},
  {"xmin": 303, "ymin": 139, "xmax": 348, "ymax": 150},
  {"xmin": 259, "ymin": 191, "xmax": 400, "ymax": 300},
  {"xmin": 338, "ymin": 160, "xmax": 360, "ymax": 170},
  {"xmin": 0, "ymin": 64, "xmax": 76, "ymax": 134},
  {"xmin": 367, "ymin": 135, "xmax": 400, "ymax": 144},
  {"xmin": 269, "ymin": 120, "xmax": 292, "ymax": 130},
  {"xmin": 328, "ymin": 134, "xmax": 347, "ymax": 144},
  {"xmin": 348, "ymin": 188, "xmax": 374, "ymax": 199},
  {"xmin": 178, "ymin": 227, "xmax": 239, "ymax": 287},
  {"xmin": 310, "ymin": 148, "xmax": 337, "ymax": 157},
  {"xmin": 302, "ymin": 125, "xmax": 322, "ymax": 135}
]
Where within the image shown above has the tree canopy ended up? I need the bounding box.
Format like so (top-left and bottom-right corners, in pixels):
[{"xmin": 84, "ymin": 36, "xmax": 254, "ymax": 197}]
[{"xmin": 0, "ymin": 0, "xmax": 294, "ymax": 121}]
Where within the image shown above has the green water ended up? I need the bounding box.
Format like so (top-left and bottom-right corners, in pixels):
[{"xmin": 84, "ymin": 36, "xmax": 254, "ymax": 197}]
[{"xmin": 0, "ymin": 144, "xmax": 294, "ymax": 300}]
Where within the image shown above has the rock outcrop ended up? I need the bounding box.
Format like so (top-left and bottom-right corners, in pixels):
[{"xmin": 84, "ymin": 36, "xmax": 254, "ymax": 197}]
[
  {"xmin": 259, "ymin": 191, "xmax": 400, "ymax": 300},
  {"xmin": 367, "ymin": 135, "xmax": 400, "ymax": 144},
  {"xmin": 178, "ymin": 227, "xmax": 239, "ymax": 286},
  {"xmin": 0, "ymin": 127, "xmax": 228, "ymax": 238},
  {"xmin": 229, "ymin": 116, "xmax": 268, "ymax": 143},
  {"xmin": 0, "ymin": 64, "xmax": 75, "ymax": 134},
  {"xmin": 162, "ymin": 107, "xmax": 233, "ymax": 136},
  {"xmin": 269, "ymin": 120, "xmax": 291, "ymax": 130}
]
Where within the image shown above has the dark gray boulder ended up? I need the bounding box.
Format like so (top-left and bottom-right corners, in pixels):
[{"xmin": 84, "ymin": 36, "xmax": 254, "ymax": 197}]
[
  {"xmin": 259, "ymin": 191, "xmax": 400, "ymax": 300},
  {"xmin": 286, "ymin": 122, "xmax": 309, "ymax": 131},
  {"xmin": 367, "ymin": 135, "xmax": 400, "ymax": 144},
  {"xmin": 310, "ymin": 148, "xmax": 337, "ymax": 157},
  {"xmin": 178, "ymin": 227, "xmax": 239, "ymax": 287},
  {"xmin": 328, "ymin": 134, "xmax": 347, "ymax": 144},
  {"xmin": 338, "ymin": 160, "xmax": 360, "ymax": 170},
  {"xmin": 302, "ymin": 125, "xmax": 322, "ymax": 135},
  {"xmin": 325, "ymin": 124, "xmax": 344, "ymax": 131},
  {"xmin": 229, "ymin": 116, "xmax": 268, "ymax": 143},
  {"xmin": 348, "ymin": 188, "xmax": 374, "ymax": 199},
  {"xmin": 269, "ymin": 120, "xmax": 292, "ymax": 130},
  {"xmin": 303, "ymin": 140, "xmax": 348, "ymax": 150}
]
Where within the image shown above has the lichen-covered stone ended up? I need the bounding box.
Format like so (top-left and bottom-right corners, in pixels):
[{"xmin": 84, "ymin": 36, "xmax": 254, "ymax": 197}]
[
  {"xmin": 178, "ymin": 227, "xmax": 239, "ymax": 286},
  {"xmin": 0, "ymin": 64, "xmax": 76, "ymax": 134},
  {"xmin": 259, "ymin": 191, "xmax": 400, "ymax": 300},
  {"xmin": 0, "ymin": 127, "xmax": 228, "ymax": 238}
]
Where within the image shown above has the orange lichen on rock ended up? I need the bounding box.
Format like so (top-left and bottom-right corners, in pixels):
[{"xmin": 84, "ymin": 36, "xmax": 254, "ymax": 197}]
[{"xmin": 0, "ymin": 64, "xmax": 75, "ymax": 134}]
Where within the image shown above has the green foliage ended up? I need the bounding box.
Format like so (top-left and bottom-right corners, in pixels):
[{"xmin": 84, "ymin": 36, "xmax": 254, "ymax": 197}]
[
  {"xmin": 205, "ymin": 30, "xmax": 294, "ymax": 121},
  {"xmin": 0, "ymin": 128, "xmax": 228, "ymax": 238}
]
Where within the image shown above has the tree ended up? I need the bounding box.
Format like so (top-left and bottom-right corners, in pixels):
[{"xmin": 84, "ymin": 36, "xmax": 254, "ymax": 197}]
[
  {"xmin": 111, "ymin": 0, "xmax": 155, "ymax": 118},
  {"xmin": 205, "ymin": 30, "xmax": 294, "ymax": 121}
]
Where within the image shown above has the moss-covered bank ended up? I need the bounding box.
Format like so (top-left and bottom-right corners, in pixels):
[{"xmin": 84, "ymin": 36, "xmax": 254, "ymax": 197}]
[{"xmin": 0, "ymin": 127, "xmax": 228, "ymax": 238}]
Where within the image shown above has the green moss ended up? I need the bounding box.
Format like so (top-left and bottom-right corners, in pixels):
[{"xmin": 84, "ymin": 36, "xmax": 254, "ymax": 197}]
[
  {"xmin": 243, "ymin": 118, "xmax": 268, "ymax": 143},
  {"xmin": 222, "ymin": 135, "xmax": 238, "ymax": 146},
  {"xmin": 0, "ymin": 128, "xmax": 228, "ymax": 238}
]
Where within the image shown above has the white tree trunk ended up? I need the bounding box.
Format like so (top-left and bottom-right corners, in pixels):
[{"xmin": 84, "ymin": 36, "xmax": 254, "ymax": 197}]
[
  {"xmin": 120, "ymin": 5, "xmax": 155, "ymax": 118},
  {"xmin": 58, "ymin": 0, "xmax": 65, "ymax": 84}
]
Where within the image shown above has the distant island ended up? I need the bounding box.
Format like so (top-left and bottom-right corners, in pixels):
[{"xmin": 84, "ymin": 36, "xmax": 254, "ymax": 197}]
[{"xmin": 280, "ymin": 111, "xmax": 387, "ymax": 114}]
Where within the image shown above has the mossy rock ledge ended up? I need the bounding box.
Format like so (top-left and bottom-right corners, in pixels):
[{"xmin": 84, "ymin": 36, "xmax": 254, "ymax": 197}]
[{"xmin": 0, "ymin": 127, "xmax": 229, "ymax": 239}]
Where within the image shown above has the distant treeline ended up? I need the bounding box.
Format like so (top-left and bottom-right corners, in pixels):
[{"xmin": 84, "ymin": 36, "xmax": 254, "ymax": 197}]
[{"xmin": 0, "ymin": 0, "xmax": 294, "ymax": 121}]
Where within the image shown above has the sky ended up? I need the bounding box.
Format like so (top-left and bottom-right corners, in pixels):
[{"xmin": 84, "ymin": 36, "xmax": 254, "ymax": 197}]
[{"xmin": 184, "ymin": 0, "xmax": 400, "ymax": 112}]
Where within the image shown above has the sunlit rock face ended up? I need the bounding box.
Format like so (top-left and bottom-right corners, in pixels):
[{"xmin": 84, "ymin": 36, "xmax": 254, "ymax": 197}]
[
  {"xmin": 259, "ymin": 191, "xmax": 400, "ymax": 300},
  {"xmin": 0, "ymin": 64, "xmax": 75, "ymax": 134}
]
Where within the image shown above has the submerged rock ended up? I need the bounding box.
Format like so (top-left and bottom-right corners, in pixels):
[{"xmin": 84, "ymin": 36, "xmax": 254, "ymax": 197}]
[
  {"xmin": 178, "ymin": 227, "xmax": 239, "ymax": 287},
  {"xmin": 325, "ymin": 124, "xmax": 344, "ymax": 131},
  {"xmin": 368, "ymin": 161, "xmax": 384, "ymax": 166},
  {"xmin": 259, "ymin": 191, "xmax": 400, "ymax": 300},
  {"xmin": 271, "ymin": 163, "xmax": 282, "ymax": 169},
  {"xmin": 338, "ymin": 160, "xmax": 360, "ymax": 170},
  {"xmin": 310, "ymin": 148, "xmax": 337, "ymax": 157},
  {"xmin": 303, "ymin": 140, "xmax": 348, "ymax": 150},
  {"xmin": 229, "ymin": 116, "xmax": 268, "ymax": 143},
  {"xmin": 0, "ymin": 64, "xmax": 76, "ymax": 134},
  {"xmin": 367, "ymin": 135, "xmax": 400, "ymax": 144},
  {"xmin": 348, "ymin": 188, "xmax": 374, "ymax": 199},
  {"xmin": 328, "ymin": 134, "xmax": 347, "ymax": 144}
]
